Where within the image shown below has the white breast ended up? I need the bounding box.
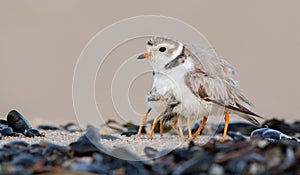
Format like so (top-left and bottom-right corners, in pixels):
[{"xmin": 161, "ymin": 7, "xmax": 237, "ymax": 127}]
[{"xmin": 152, "ymin": 57, "xmax": 213, "ymax": 119}]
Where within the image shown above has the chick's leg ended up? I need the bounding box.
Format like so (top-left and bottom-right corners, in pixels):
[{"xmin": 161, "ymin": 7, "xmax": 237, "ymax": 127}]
[
  {"xmin": 159, "ymin": 119, "xmax": 163, "ymax": 138},
  {"xmin": 137, "ymin": 108, "xmax": 151, "ymax": 138},
  {"xmin": 148, "ymin": 115, "xmax": 160, "ymax": 140},
  {"xmin": 187, "ymin": 116, "xmax": 193, "ymax": 140},
  {"xmin": 177, "ymin": 117, "xmax": 184, "ymax": 140}
]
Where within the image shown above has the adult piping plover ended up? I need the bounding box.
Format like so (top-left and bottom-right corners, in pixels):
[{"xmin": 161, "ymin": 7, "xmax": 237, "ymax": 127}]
[{"xmin": 137, "ymin": 36, "xmax": 263, "ymax": 141}]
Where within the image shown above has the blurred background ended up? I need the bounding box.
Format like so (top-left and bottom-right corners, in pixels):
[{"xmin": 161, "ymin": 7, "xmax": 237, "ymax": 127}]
[{"xmin": 0, "ymin": 1, "xmax": 299, "ymax": 126}]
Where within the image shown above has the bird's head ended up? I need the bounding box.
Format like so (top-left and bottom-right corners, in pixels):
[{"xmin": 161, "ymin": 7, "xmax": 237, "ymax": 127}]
[{"xmin": 137, "ymin": 37, "xmax": 184, "ymax": 72}]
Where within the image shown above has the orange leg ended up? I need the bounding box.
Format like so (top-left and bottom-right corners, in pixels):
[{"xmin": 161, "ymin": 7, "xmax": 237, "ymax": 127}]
[
  {"xmin": 137, "ymin": 108, "xmax": 151, "ymax": 138},
  {"xmin": 171, "ymin": 119, "xmax": 180, "ymax": 136},
  {"xmin": 222, "ymin": 112, "xmax": 230, "ymax": 141},
  {"xmin": 187, "ymin": 117, "xmax": 193, "ymax": 140},
  {"xmin": 148, "ymin": 115, "xmax": 160, "ymax": 140},
  {"xmin": 177, "ymin": 117, "xmax": 184, "ymax": 140},
  {"xmin": 159, "ymin": 119, "xmax": 163, "ymax": 138},
  {"xmin": 192, "ymin": 116, "xmax": 208, "ymax": 139}
]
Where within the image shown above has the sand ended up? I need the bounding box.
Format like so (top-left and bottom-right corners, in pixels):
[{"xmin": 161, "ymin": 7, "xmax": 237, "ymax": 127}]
[{"xmin": 0, "ymin": 130, "xmax": 215, "ymax": 161}]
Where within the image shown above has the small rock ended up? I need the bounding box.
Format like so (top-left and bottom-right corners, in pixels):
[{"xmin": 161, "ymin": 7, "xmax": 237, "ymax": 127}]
[
  {"xmin": 208, "ymin": 164, "xmax": 224, "ymax": 175},
  {"xmin": 218, "ymin": 122, "xmax": 260, "ymax": 136},
  {"xmin": 121, "ymin": 130, "xmax": 137, "ymax": 137},
  {"xmin": 37, "ymin": 124, "xmax": 59, "ymax": 130},
  {"xmin": 173, "ymin": 152, "xmax": 213, "ymax": 175},
  {"xmin": 4, "ymin": 141, "xmax": 29, "ymax": 148},
  {"xmin": 12, "ymin": 153, "xmax": 38, "ymax": 167},
  {"xmin": 61, "ymin": 123, "xmax": 82, "ymax": 132},
  {"xmin": 227, "ymin": 131, "xmax": 247, "ymax": 141},
  {"xmin": 1, "ymin": 126, "xmax": 14, "ymax": 136},
  {"xmin": 24, "ymin": 128, "xmax": 44, "ymax": 137},
  {"xmin": 67, "ymin": 160, "xmax": 108, "ymax": 174},
  {"xmin": 99, "ymin": 134, "xmax": 119, "ymax": 141},
  {"xmin": 70, "ymin": 125, "xmax": 107, "ymax": 156},
  {"xmin": 7, "ymin": 110, "xmax": 32, "ymax": 133},
  {"xmin": 251, "ymin": 128, "xmax": 293, "ymax": 141},
  {"xmin": 250, "ymin": 128, "xmax": 269, "ymax": 138}
]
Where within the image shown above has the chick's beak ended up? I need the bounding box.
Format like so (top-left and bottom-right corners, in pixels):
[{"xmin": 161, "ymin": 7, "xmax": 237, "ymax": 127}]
[{"xmin": 137, "ymin": 52, "xmax": 152, "ymax": 59}]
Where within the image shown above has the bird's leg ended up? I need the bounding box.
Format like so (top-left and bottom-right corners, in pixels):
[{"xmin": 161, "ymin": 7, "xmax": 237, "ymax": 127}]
[
  {"xmin": 177, "ymin": 117, "xmax": 184, "ymax": 140},
  {"xmin": 187, "ymin": 116, "xmax": 193, "ymax": 140},
  {"xmin": 137, "ymin": 108, "xmax": 151, "ymax": 138},
  {"xmin": 171, "ymin": 119, "xmax": 180, "ymax": 136},
  {"xmin": 148, "ymin": 115, "xmax": 160, "ymax": 140},
  {"xmin": 159, "ymin": 119, "xmax": 163, "ymax": 138},
  {"xmin": 222, "ymin": 112, "xmax": 230, "ymax": 142},
  {"xmin": 192, "ymin": 116, "xmax": 208, "ymax": 139}
]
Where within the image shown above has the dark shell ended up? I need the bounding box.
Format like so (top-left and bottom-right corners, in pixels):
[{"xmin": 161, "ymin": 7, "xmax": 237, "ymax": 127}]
[
  {"xmin": 263, "ymin": 118, "xmax": 300, "ymax": 135},
  {"xmin": 121, "ymin": 130, "xmax": 137, "ymax": 137},
  {"xmin": 42, "ymin": 142, "xmax": 72, "ymax": 166},
  {"xmin": 251, "ymin": 128, "xmax": 293, "ymax": 141},
  {"xmin": 7, "ymin": 110, "xmax": 32, "ymax": 133},
  {"xmin": 12, "ymin": 153, "xmax": 38, "ymax": 167},
  {"xmin": 70, "ymin": 125, "xmax": 107, "ymax": 157},
  {"xmin": 262, "ymin": 129, "xmax": 282, "ymax": 140},
  {"xmin": 217, "ymin": 122, "xmax": 260, "ymax": 136},
  {"xmin": 60, "ymin": 122, "xmax": 82, "ymax": 132},
  {"xmin": 227, "ymin": 131, "xmax": 247, "ymax": 141},
  {"xmin": 70, "ymin": 139, "xmax": 102, "ymax": 157},
  {"xmin": 0, "ymin": 119, "xmax": 8, "ymax": 125},
  {"xmin": 3, "ymin": 141, "xmax": 29, "ymax": 148},
  {"xmin": 99, "ymin": 134, "xmax": 119, "ymax": 141},
  {"xmin": 67, "ymin": 161, "xmax": 108, "ymax": 174},
  {"xmin": 37, "ymin": 124, "xmax": 59, "ymax": 130},
  {"xmin": 172, "ymin": 152, "xmax": 214, "ymax": 174},
  {"xmin": 1, "ymin": 126, "xmax": 14, "ymax": 136},
  {"xmin": 24, "ymin": 128, "xmax": 44, "ymax": 137},
  {"xmin": 250, "ymin": 128, "xmax": 269, "ymax": 138}
]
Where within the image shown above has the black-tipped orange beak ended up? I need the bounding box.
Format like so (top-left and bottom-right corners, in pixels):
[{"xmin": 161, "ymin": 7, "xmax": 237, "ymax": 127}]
[{"xmin": 137, "ymin": 52, "xmax": 152, "ymax": 59}]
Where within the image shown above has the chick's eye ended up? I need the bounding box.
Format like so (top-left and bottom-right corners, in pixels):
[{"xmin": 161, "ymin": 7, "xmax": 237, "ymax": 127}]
[{"xmin": 159, "ymin": 47, "xmax": 166, "ymax": 52}]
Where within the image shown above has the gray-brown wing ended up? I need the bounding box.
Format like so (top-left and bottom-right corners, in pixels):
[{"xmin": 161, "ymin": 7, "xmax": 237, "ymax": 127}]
[
  {"xmin": 185, "ymin": 44, "xmax": 236, "ymax": 80},
  {"xmin": 183, "ymin": 44, "xmax": 263, "ymax": 124},
  {"xmin": 185, "ymin": 69, "xmax": 263, "ymax": 121}
]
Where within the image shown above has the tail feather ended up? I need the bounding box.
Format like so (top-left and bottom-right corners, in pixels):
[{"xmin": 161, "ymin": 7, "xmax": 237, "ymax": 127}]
[{"xmin": 238, "ymin": 114, "xmax": 261, "ymax": 126}]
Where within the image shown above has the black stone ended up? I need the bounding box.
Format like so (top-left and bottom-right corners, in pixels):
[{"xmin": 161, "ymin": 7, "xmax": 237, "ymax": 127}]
[
  {"xmin": 1, "ymin": 126, "xmax": 14, "ymax": 136},
  {"xmin": 37, "ymin": 124, "xmax": 59, "ymax": 130},
  {"xmin": 12, "ymin": 153, "xmax": 37, "ymax": 167},
  {"xmin": 24, "ymin": 128, "xmax": 44, "ymax": 137},
  {"xmin": 7, "ymin": 110, "xmax": 32, "ymax": 133}
]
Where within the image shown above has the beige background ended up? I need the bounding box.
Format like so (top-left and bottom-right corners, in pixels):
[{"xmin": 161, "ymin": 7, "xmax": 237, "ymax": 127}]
[{"xmin": 0, "ymin": 1, "xmax": 299, "ymax": 126}]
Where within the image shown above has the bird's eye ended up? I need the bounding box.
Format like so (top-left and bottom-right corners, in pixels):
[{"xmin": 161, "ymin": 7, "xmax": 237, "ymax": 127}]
[
  {"xmin": 147, "ymin": 41, "xmax": 153, "ymax": 46},
  {"xmin": 159, "ymin": 47, "xmax": 166, "ymax": 52}
]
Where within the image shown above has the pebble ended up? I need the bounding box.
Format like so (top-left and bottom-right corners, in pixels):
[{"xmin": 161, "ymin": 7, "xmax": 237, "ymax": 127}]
[
  {"xmin": 7, "ymin": 110, "xmax": 32, "ymax": 133},
  {"xmin": 61, "ymin": 123, "xmax": 82, "ymax": 132},
  {"xmin": 37, "ymin": 124, "xmax": 60, "ymax": 130},
  {"xmin": 208, "ymin": 164, "xmax": 224, "ymax": 175},
  {"xmin": 1, "ymin": 126, "xmax": 14, "ymax": 136},
  {"xmin": 217, "ymin": 122, "xmax": 260, "ymax": 136},
  {"xmin": 251, "ymin": 128, "xmax": 296, "ymax": 141}
]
